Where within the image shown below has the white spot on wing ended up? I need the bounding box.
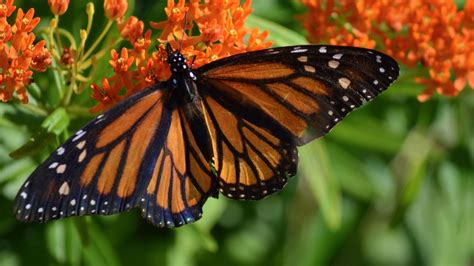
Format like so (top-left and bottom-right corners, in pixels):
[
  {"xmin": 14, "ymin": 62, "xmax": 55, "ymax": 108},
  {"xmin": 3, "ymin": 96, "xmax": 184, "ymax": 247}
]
[
  {"xmin": 49, "ymin": 162, "xmax": 59, "ymax": 169},
  {"xmin": 333, "ymin": 53, "xmax": 343, "ymax": 59},
  {"xmin": 304, "ymin": 65, "xmax": 316, "ymax": 73},
  {"xmin": 20, "ymin": 192, "xmax": 27, "ymax": 199},
  {"xmin": 25, "ymin": 204, "xmax": 31, "ymax": 210},
  {"xmin": 56, "ymin": 164, "xmax": 67, "ymax": 174},
  {"xmin": 291, "ymin": 48, "xmax": 308, "ymax": 53},
  {"xmin": 319, "ymin": 46, "xmax": 327, "ymax": 53},
  {"xmin": 57, "ymin": 147, "xmax": 65, "ymax": 155},
  {"xmin": 328, "ymin": 60, "xmax": 340, "ymax": 69},
  {"xmin": 78, "ymin": 150, "xmax": 87, "ymax": 163},
  {"xmin": 338, "ymin": 78, "xmax": 351, "ymax": 89},
  {"xmin": 76, "ymin": 140, "xmax": 86, "ymax": 149},
  {"xmin": 72, "ymin": 131, "xmax": 86, "ymax": 142},
  {"xmin": 70, "ymin": 199, "xmax": 76, "ymax": 206},
  {"xmin": 297, "ymin": 56, "xmax": 308, "ymax": 63},
  {"xmin": 59, "ymin": 182, "xmax": 70, "ymax": 195}
]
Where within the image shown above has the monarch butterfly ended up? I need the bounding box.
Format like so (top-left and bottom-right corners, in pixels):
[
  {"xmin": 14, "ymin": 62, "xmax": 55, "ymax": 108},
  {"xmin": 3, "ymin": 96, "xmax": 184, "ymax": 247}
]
[{"xmin": 13, "ymin": 44, "xmax": 399, "ymax": 228}]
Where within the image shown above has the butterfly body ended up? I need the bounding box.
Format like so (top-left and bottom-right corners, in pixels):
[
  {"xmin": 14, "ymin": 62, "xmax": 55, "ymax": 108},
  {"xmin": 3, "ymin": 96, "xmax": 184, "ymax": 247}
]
[{"xmin": 14, "ymin": 45, "xmax": 399, "ymax": 227}]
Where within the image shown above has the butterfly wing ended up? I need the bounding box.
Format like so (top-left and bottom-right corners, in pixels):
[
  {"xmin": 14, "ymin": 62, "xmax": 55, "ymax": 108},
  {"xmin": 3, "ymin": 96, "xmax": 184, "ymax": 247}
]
[
  {"xmin": 14, "ymin": 84, "xmax": 216, "ymax": 228},
  {"xmin": 200, "ymin": 95, "xmax": 298, "ymax": 199},
  {"xmin": 196, "ymin": 45, "xmax": 399, "ymax": 199}
]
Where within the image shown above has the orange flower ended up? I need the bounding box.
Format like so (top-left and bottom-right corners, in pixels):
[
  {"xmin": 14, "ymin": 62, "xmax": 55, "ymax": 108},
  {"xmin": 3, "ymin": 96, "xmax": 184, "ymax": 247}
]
[
  {"xmin": 109, "ymin": 48, "xmax": 134, "ymax": 74},
  {"xmin": 104, "ymin": 0, "xmax": 128, "ymax": 20},
  {"xmin": 48, "ymin": 0, "xmax": 69, "ymax": 16},
  {"xmin": 118, "ymin": 16, "xmax": 144, "ymax": 43},
  {"xmin": 0, "ymin": 5, "xmax": 50, "ymax": 103},
  {"xmin": 0, "ymin": 0, "xmax": 15, "ymax": 18},
  {"xmin": 91, "ymin": 78, "xmax": 119, "ymax": 112},
  {"xmin": 91, "ymin": 0, "xmax": 271, "ymax": 112},
  {"xmin": 300, "ymin": 0, "xmax": 474, "ymax": 101}
]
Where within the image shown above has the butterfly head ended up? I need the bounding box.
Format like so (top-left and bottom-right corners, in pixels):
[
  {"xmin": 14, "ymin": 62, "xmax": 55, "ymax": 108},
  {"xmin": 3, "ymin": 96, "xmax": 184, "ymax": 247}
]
[{"xmin": 166, "ymin": 43, "xmax": 189, "ymax": 74}]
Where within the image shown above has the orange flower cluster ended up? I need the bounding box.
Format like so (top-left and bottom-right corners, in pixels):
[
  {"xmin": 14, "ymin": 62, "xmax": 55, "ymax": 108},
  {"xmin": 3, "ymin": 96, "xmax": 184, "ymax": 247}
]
[
  {"xmin": 91, "ymin": 0, "xmax": 271, "ymax": 112},
  {"xmin": 0, "ymin": 0, "xmax": 51, "ymax": 103},
  {"xmin": 300, "ymin": 0, "xmax": 474, "ymax": 101}
]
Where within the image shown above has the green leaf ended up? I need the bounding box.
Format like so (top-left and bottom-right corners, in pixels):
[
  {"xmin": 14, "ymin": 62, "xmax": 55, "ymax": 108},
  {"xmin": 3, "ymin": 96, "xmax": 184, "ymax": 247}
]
[
  {"xmin": 326, "ymin": 142, "xmax": 375, "ymax": 201},
  {"xmin": 299, "ymin": 141, "xmax": 342, "ymax": 230},
  {"xmin": 8, "ymin": 130, "xmax": 55, "ymax": 159},
  {"xmin": 46, "ymin": 220, "xmax": 82, "ymax": 265},
  {"xmin": 83, "ymin": 221, "xmax": 120, "ymax": 266},
  {"xmin": 0, "ymin": 159, "xmax": 35, "ymax": 184},
  {"xmin": 41, "ymin": 107, "xmax": 70, "ymax": 136},
  {"xmin": 196, "ymin": 198, "xmax": 227, "ymax": 232},
  {"xmin": 283, "ymin": 200, "xmax": 363, "ymax": 266},
  {"xmin": 246, "ymin": 14, "xmax": 308, "ymax": 46},
  {"xmin": 328, "ymin": 114, "xmax": 404, "ymax": 154},
  {"xmin": 390, "ymin": 129, "xmax": 432, "ymax": 225}
]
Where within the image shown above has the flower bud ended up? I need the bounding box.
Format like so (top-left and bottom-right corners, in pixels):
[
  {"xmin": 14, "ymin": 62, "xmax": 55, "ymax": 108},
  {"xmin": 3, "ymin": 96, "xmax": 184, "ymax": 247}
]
[
  {"xmin": 104, "ymin": 0, "xmax": 128, "ymax": 20},
  {"xmin": 48, "ymin": 0, "xmax": 70, "ymax": 16}
]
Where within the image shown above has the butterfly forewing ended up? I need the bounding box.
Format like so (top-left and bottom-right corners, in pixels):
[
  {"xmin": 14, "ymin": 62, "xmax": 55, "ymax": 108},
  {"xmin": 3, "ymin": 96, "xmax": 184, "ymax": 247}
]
[{"xmin": 198, "ymin": 45, "xmax": 399, "ymax": 144}]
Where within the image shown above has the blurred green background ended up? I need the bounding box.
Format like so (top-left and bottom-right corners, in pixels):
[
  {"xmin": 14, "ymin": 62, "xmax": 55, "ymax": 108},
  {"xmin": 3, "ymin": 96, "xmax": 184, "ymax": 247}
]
[{"xmin": 0, "ymin": 0, "xmax": 473, "ymax": 265}]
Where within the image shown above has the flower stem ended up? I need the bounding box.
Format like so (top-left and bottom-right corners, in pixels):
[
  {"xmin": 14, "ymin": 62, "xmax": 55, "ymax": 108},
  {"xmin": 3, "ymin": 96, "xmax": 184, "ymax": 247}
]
[
  {"xmin": 81, "ymin": 20, "xmax": 114, "ymax": 62},
  {"xmin": 20, "ymin": 104, "xmax": 49, "ymax": 116},
  {"xmin": 57, "ymin": 28, "xmax": 77, "ymax": 49}
]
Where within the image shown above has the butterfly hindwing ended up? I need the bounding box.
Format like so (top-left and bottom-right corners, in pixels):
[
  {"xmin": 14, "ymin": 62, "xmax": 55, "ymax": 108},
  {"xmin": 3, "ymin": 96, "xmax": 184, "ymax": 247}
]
[
  {"xmin": 200, "ymin": 94, "xmax": 298, "ymax": 200},
  {"xmin": 138, "ymin": 106, "xmax": 217, "ymax": 227}
]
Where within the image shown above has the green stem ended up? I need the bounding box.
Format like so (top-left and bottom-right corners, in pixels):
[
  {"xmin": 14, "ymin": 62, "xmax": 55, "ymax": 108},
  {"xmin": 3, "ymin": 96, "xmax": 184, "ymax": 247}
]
[
  {"xmin": 81, "ymin": 20, "xmax": 114, "ymax": 62},
  {"xmin": 60, "ymin": 82, "xmax": 74, "ymax": 107},
  {"xmin": 57, "ymin": 28, "xmax": 77, "ymax": 49},
  {"xmin": 78, "ymin": 37, "xmax": 122, "ymax": 69},
  {"xmin": 75, "ymin": 74, "xmax": 91, "ymax": 82},
  {"xmin": 54, "ymin": 15, "xmax": 64, "ymax": 51},
  {"xmin": 65, "ymin": 105, "xmax": 93, "ymax": 117},
  {"xmin": 19, "ymin": 104, "xmax": 49, "ymax": 116}
]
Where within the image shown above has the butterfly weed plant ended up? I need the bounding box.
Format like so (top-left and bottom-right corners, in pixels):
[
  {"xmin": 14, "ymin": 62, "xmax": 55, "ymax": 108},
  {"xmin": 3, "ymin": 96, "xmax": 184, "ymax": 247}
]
[{"xmin": 0, "ymin": 0, "xmax": 473, "ymax": 265}]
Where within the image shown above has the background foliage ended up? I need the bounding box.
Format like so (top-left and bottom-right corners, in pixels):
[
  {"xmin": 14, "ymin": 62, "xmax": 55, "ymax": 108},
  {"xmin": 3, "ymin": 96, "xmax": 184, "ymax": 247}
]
[{"xmin": 0, "ymin": 0, "xmax": 473, "ymax": 265}]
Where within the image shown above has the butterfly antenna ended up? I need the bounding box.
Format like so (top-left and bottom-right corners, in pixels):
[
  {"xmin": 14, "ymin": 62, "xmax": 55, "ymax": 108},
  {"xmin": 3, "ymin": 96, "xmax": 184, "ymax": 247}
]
[{"xmin": 178, "ymin": 12, "xmax": 190, "ymax": 52}]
